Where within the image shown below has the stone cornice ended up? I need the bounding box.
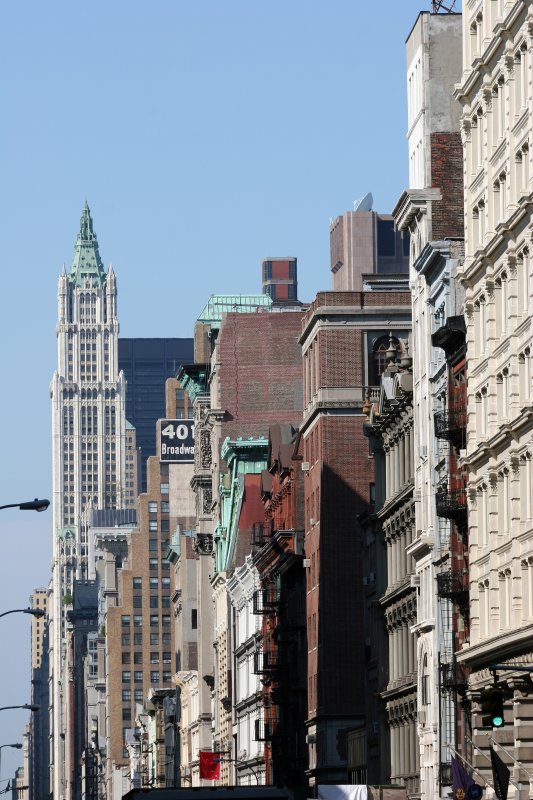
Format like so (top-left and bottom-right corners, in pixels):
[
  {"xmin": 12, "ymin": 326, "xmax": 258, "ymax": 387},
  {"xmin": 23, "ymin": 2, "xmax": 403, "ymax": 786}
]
[
  {"xmin": 392, "ymin": 188, "xmax": 442, "ymax": 232},
  {"xmin": 456, "ymin": 622, "xmax": 533, "ymax": 668}
]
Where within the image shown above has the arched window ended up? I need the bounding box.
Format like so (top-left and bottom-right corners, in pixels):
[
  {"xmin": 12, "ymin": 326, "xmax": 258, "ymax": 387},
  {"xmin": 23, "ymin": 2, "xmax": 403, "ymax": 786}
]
[
  {"xmin": 370, "ymin": 335, "xmax": 399, "ymax": 385},
  {"xmin": 421, "ymin": 654, "xmax": 429, "ymax": 705}
]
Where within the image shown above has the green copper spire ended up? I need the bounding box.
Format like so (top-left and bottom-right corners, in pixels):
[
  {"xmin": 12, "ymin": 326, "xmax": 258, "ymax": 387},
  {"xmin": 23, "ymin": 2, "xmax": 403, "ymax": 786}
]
[{"xmin": 69, "ymin": 202, "xmax": 106, "ymax": 286}]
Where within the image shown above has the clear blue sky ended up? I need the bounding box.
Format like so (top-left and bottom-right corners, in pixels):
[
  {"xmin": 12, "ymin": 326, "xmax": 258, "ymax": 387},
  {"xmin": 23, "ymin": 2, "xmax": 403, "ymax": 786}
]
[{"xmin": 0, "ymin": 0, "xmax": 460, "ymax": 780}]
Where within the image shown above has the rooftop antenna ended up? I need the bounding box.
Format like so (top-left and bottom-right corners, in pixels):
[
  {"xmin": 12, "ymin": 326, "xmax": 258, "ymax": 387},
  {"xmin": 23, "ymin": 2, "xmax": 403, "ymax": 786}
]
[
  {"xmin": 353, "ymin": 192, "xmax": 373, "ymax": 213},
  {"xmin": 431, "ymin": 0, "xmax": 457, "ymax": 11}
]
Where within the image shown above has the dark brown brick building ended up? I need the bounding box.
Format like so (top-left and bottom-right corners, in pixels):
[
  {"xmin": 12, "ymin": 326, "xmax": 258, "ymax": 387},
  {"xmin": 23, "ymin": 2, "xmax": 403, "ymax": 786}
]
[{"xmin": 298, "ymin": 289, "xmax": 411, "ymax": 786}]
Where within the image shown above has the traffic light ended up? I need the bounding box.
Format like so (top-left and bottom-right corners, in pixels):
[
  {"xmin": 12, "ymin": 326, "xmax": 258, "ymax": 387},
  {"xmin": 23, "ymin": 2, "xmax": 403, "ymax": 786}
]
[{"xmin": 489, "ymin": 688, "xmax": 505, "ymax": 728}]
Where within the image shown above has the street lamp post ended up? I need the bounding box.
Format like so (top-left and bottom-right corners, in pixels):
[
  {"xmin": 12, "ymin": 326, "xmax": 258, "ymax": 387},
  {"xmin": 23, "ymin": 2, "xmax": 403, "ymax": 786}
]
[
  {"xmin": 0, "ymin": 608, "xmax": 45, "ymax": 621},
  {"xmin": 0, "ymin": 744, "xmax": 22, "ymax": 789},
  {"xmin": 0, "ymin": 499, "xmax": 49, "ymax": 513},
  {"xmin": 0, "ymin": 706, "xmax": 39, "ymax": 713}
]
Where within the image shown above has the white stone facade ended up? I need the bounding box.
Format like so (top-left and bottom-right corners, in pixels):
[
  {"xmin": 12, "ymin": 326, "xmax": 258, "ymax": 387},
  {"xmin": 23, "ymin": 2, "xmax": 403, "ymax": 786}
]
[
  {"xmin": 456, "ymin": 0, "xmax": 533, "ymax": 792},
  {"xmin": 50, "ymin": 205, "xmax": 127, "ymax": 800}
]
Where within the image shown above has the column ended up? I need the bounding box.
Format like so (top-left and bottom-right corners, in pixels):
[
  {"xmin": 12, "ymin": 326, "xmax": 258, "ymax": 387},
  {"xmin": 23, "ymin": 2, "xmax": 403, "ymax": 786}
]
[
  {"xmin": 387, "ymin": 537, "xmax": 393, "ymax": 590},
  {"xmin": 405, "ymin": 427, "xmax": 412, "ymax": 480},
  {"xmin": 400, "ymin": 528, "xmax": 408, "ymax": 579},
  {"xmin": 398, "ymin": 621, "xmax": 404, "ymax": 680}
]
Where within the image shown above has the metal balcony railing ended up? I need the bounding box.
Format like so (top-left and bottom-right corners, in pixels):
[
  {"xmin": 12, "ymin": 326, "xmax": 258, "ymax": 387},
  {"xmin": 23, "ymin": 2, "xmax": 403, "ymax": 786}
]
[
  {"xmin": 435, "ymin": 482, "xmax": 467, "ymax": 519},
  {"xmin": 434, "ymin": 404, "xmax": 467, "ymax": 446},
  {"xmin": 252, "ymin": 587, "xmax": 281, "ymax": 615}
]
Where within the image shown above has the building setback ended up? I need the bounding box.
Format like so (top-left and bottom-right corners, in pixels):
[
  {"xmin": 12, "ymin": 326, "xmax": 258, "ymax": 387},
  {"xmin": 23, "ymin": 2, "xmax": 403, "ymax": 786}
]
[{"xmin": 330, "ymin": 200, "xmax": 409, "ymax": 291}]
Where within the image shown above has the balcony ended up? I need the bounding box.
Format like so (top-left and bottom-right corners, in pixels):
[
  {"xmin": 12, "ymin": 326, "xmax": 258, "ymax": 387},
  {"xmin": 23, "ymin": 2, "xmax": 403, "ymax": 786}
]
[
  {"xmin": 252, "ymin": 587, "xmax": 281, "ymax": 615},
  {"xmin": 434, "ymin": 404, "xmax": 467, "ymax": 448},
  {"xmin": 436, "ymin": 570, "xmax": 469, "ymax": 620},
  {"xmin": 435, "ymin": 481, "xmax": 467, "ymax": 520},
  {"xmin": 253, "ymin": 649, "xmax": 280, "ymax": 675}
]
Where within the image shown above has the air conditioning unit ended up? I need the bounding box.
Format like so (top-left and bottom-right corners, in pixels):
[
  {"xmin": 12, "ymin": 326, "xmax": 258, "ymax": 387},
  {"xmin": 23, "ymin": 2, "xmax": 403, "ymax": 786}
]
[
  {"xmin": 301, "ymin": 462, "xmax": 310, "ymax": 472},
  {"xmin": 303, "ymin": 558, "xmax": 311, "ymax": 568}
]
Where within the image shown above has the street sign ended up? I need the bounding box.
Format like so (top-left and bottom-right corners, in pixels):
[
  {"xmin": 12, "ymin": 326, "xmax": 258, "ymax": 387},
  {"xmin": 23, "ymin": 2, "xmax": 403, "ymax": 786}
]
[{"xmin": 160, "ymin": 419, "xmax": 195, "ymax": 463}]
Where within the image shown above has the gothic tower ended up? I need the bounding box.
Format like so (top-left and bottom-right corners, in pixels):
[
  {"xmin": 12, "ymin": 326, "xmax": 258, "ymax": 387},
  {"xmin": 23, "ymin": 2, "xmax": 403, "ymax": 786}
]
[{"xmin": 49, "ymin": 204, "xmax": 127, "ymax": 800}]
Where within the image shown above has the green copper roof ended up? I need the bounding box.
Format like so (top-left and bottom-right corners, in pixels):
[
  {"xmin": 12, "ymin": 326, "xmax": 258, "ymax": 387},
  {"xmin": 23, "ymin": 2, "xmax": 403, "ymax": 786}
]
[
  {"xmin": 196, "ymin": 294, "xmax": 272, "ymax": 326},
  {"xmin": 69, "ymin": 202, "xmax": 106, "ymax": 287}
]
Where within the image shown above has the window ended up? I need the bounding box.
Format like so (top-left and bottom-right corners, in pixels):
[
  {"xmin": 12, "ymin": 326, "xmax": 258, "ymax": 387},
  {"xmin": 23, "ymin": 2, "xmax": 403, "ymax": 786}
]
[
  {"xmin": 161, "ymin": 560, "xmax": 170, "ymax": 571},
  {"xmin": 421, "ymin": 655, "xmax": 429, "ymax": 706},
  {"xmin": 150, "ymin": 633, "xmax": 159, "ymax": 646},
  {"xmin": 133, "ymin": 615, "xmax": 142, "ymax": 627},
  {"xmin": 370, "ymin": 335, "xmax": 399, "ymax": 385},
  {"xmin": 134, "ymin": 671, "xmax": 143, "ymax": 683},
  {"xmin": 192, "ymin": 609, "xmax": 197, "ymax": 629},
  {"xmin": 162, "ymin": 577, "xmax": 170, "ymax": 587},
  {"xmin": 150, "ymin": 671, "xmax": 160, "ymax": 684},
  {"xmin": 161, "ymin": 519, "xmax": 170, "ymax": 533},
  {"xmin": 150, "ymin": 577, "xmax": 158, "ymax": 587},
  {"xmin": 133, "ymin": 596, "xmax": 142, "ymax": 608},
  {"xmin": 121, "ymin": 615, "xmax": 130, "ymax": 627},
  {"xmin": 149, "ymin": 559, "xmax": 158, "ymax": 570},
  {"xmin": 160, "ymin": 483, "xmax": 169, "ymax": 495},
  {"xmin": 149, "ymin": 539, "xmax": 158, "ymax": 551},
  {"xmin": 122, "ymin": 689, "xmax": 131, "ymax": 702},
  {"xmin": 134, "ymin": 652, "xmax": 143, "ymax": 664},
  {"xmin": 122, "ymin": 653, "xmax": 131, "ymax": 665},
  {"xmin": 163, "ymin": 671, "xmax": 172, "ymax": 683},
  {"xmin": 162, "ymin": 596, "xmax": 170, "ymax": 608},
  {"xmin": 161, "ymin": 540, "xmax": 169, "ymax": 553},
  {"xmin": 121, "ymin": 634, "xmax": 130, "ymax": 646},
  {"xmin": 148, "ymin": 502, "xmax": 157, "ymax": 513},
  {"xmin": 150, "ymin": 652, "xmax": 159, "ymax": 664},
  {"xmin": 133, "ymin": 577, "xmax": 142, "ymax": 589},
  {"xmin": 163, "ymin": 652, "xmax": 171, "ymax": 663},
  {"xmin": 122, "ymin": 671, "xmax": 131, "ymax": 683},
  {"xmin": 150, "ymin": 615, "xmax": 159, "ymax": 627},
  {"xmin": 135, "ymin": 689, "xmax": 143, "ymax": 702},
  {"xmin": 162, "ymin": 615, "xmax": 171, "ymax": 627},
  {"xmin": 122, "ymin": 708, "xmax": 131, "ymax": 721},
  {"xmin": 161, "ymin": 501, "xmax": 170, "ymax": 513},
  {"xmin": 149, "ymin": 520, "xmax": 158, "ymax": 532},
  {"xmin": 162, "ymin": 633, "xmax": 171, "ymax": 645},
  {"xmin": 150, "ymin": 596, "xmax": 159, "ymax": 608}
]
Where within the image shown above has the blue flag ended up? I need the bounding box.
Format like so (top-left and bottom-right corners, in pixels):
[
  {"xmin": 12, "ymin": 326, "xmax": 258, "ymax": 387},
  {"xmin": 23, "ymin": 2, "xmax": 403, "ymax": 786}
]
[{"xmin": 451, "ymin": 756, "xmax": 474, "ymax": 800}]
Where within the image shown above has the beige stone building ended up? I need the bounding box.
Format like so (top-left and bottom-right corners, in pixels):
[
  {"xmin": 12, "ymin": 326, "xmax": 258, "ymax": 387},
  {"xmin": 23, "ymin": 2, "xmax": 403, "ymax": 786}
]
[
  {"xmin": 367, "ymin": 353, "xmax": 418, "ymax": 798},
  {"xmin": 454, "ymin": 0, "xmax": 533, "ymax": 792}
]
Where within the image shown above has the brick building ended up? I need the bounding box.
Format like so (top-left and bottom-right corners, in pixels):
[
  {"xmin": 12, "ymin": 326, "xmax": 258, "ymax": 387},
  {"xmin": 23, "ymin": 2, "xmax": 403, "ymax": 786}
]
[
  {"xmin": 299, "ymin": 288, "xmax": 411, "ymax": 786},
  {"xmin": 261, "ymin": 258, "xmax": 299, "ymax": 304},
  {"xmin": 253, "ymin": 424, "xmax": 307, "ymax": 786},
  {"xmin": 104, "ymin": 381, "xmax": 195, "ymax": 797},
  {"xmin": 178, "ymin": 301, "xmax": 305, "ymax": 785}
]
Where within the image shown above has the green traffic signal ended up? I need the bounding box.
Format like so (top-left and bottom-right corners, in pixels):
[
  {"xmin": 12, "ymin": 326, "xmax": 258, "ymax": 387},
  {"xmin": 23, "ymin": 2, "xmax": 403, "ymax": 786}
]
[{"xmin": 490, "ymin": 688, "xmax": 504, "ymax": 728}]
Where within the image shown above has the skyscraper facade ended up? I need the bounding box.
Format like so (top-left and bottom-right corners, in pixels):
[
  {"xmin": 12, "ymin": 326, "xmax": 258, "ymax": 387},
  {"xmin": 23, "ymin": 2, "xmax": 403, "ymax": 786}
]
[
  {"xmin": 118, "ymin": 338, "xmax": 194, "ymax": 491},
  {"xmin": 50, "ymin": 204, "xmax": 128, "ymax": 800}
]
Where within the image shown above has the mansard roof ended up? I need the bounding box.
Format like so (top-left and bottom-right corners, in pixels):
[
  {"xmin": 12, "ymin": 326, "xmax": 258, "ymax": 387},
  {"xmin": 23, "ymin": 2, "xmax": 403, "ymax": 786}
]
[{"xmin": 69, "ymin": 201, "xmax": 106, "ymax": 287}]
